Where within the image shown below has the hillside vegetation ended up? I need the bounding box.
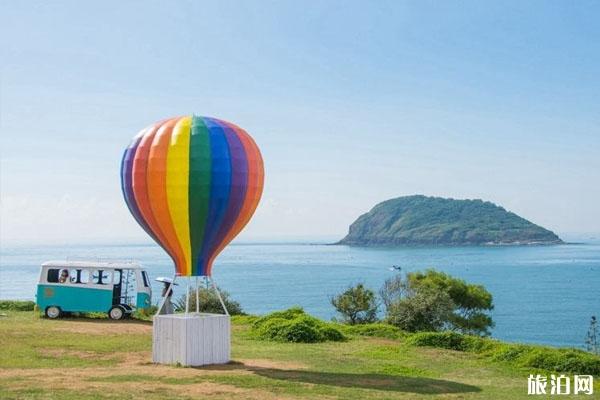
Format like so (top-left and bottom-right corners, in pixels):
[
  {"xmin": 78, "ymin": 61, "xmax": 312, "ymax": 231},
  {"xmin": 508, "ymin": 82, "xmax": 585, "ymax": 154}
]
[
  {"xmin": 1, "ymin": 308, "xmax": 598, "ymax": 399},
  {"xmin": 339, "ymin": 195, "xmax": 562, "ymax": 246}
]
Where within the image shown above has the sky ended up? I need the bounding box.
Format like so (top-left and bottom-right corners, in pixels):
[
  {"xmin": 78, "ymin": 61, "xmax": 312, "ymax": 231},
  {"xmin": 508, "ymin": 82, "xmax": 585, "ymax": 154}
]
[{"xmin": 1, "ymin": 0, "xmax": 599, "ymax": 246}]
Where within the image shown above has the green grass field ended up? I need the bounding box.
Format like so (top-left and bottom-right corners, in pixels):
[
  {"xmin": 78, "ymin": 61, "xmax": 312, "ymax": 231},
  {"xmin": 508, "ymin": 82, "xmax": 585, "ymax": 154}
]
[{"xmin": 0, "ymin": 311, "xmax": 597, "ymax": 399}]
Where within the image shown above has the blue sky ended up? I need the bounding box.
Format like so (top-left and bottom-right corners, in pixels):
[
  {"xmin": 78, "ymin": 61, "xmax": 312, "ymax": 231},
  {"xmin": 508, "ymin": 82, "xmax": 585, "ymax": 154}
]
[{"xmin": 1, "ymin": 1, "xmax": 599, "ymax": 245}]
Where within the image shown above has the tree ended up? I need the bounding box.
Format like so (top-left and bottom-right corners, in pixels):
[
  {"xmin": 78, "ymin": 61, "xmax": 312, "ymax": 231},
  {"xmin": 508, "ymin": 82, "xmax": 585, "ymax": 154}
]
[
  {"xmin": 331, "ymin": 283, "xmax": 378, "ymax": 324},
  {"xmin": 386, "ymin": 288, "xmax": 454, "ymax": 332},
  {"xmin": 175, "ymin": 286, "xmax": 244, "ymax": 315},
  {"xmin": 585, "ymin": 316, "xmax": 598, "ymax": 355},
  {"xmin": 407, "ymin": 269, "xmax": 494, "ymax": 336},
  {"xmin": 383, "ymin": 269, "xmax": 494, "ymax": 336},
  {"xmin": 379, "ymin": 274, "xmax": 407, "ymax": 311}
]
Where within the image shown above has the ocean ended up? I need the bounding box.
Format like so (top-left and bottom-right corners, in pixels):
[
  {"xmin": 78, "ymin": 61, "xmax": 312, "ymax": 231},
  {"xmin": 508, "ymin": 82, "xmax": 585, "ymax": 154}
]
[{"xmin": 1, "ymin": 241, "xmax": 599, "ymax": 349}]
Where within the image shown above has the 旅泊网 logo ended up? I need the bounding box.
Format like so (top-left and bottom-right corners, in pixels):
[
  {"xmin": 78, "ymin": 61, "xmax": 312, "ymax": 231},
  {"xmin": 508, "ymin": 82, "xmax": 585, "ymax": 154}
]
[{"xmin": 527, "ymin": 374, "xmax": 593, "ymax": 395}]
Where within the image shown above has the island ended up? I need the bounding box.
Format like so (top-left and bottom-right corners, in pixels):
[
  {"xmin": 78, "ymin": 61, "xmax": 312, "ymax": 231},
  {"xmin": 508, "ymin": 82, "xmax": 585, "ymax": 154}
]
[{"xmin": 338, "ymin": 195, "xmax": 563, "ymax": 246}]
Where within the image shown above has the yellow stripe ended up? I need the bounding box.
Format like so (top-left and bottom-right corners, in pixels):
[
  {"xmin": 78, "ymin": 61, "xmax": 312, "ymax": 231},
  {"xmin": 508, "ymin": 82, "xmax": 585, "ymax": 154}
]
[{"xmin": 166, "ymin": 116, "xmax": 192, "ymax": 276}]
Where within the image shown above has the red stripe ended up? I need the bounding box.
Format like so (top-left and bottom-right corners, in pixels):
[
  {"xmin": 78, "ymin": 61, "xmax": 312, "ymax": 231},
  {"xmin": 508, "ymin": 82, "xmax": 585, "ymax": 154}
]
[
  {"xmin": 147, "ymin": 117, "xmax": 187, "ymax": 275},
  {"xmin": 132, "ymin": 119, "xmax": 180, "ymax": 265}
]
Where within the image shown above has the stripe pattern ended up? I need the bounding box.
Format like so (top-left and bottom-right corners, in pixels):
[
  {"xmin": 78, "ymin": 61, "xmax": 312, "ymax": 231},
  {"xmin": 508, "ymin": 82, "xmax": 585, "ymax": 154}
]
[{"xmin": 121, "ymin": 116, "xmax": 264, "ymax": 276}]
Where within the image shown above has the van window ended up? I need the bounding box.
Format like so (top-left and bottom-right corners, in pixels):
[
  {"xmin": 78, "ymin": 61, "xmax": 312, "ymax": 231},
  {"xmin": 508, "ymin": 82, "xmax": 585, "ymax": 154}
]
[
  {"xmin": 113, "ymin": 269, "xmax": 122, "ymax": 284},
  {"xmin": 70, "ymin": 269, "xmax": 89, "ymax": 284},
  {"xmin": 142, "ymin": 271, "xmax": 150, "ymax": 288},
  {"xmin": 92, "ymin": 270, "xmax": 112, "ymax": 285},
  {"xmin": 47, "ymin": 269, "xmax": 60, "ymax": 283}
]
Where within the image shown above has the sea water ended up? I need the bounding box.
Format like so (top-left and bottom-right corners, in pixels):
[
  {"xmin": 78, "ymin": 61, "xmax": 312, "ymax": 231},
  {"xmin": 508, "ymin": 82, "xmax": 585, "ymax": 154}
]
[{"xmin": 1, "ymin": 241, "xmax": 599, "ymax": 349}]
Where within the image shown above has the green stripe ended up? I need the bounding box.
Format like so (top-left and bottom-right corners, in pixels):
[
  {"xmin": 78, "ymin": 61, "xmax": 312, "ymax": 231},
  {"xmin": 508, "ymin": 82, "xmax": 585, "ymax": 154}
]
[{"xmin": 188, "ymin": 116, "xmax": 212, "ymax": 275}]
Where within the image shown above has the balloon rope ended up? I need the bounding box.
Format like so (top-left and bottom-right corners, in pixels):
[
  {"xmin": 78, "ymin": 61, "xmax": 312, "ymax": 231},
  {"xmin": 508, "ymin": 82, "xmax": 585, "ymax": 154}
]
[
  {"xmin": 185, "ymin": 278, "xmax": 190, "ymax": 314},
  {"xmin": 155, "ymin": 273, "xmax": 177, "ymax": 317},
  {"xmin": 211, "ymin": 277, "xmax": 229, "ymax": 316},
  {"xmin": 195, "ymin": 276, "xmax": 199, "ymax": 313}
]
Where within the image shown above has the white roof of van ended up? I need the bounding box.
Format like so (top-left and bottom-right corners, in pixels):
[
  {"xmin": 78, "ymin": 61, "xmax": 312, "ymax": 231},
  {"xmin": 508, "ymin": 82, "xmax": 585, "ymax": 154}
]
[{"xmin": 42, "ymin": 261, "xmax": 144, "ymax": 269}]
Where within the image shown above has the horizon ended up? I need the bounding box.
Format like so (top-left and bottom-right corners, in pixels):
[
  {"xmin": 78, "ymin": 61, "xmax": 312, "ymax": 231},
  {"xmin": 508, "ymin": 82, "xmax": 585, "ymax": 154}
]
[
  {"xmin": 2, "ymin": 230, "xmax": 600, "ymax": 249},
  {"xmin": 1, "ymin": 1, "xmax": 599, "ymax": 246}
]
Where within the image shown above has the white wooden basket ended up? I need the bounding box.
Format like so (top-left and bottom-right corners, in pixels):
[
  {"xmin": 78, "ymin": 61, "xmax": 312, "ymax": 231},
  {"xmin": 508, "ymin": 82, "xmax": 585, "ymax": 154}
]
[{"xmin": 152, "ymin": 313, "xmax": 230, "ymax": 366}]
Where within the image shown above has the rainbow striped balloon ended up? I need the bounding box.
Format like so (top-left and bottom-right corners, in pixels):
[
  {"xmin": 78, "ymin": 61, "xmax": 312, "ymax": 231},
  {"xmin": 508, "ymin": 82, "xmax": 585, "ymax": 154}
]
[{"xmin": 121, "ymin": 116, "xmax": 264, "ymax": 277}]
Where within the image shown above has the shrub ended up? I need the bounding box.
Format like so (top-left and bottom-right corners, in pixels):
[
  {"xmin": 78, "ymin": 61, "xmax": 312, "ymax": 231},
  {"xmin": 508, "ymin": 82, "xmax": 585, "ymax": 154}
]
[
  {"xmin": 253, "ymin": 307, "xmax": 305, "ymax": 327},
  {"xmin": 175, "ymin": 286, "xmax": 244, "ymax": 315},
  {"xmin": 490, "ymin": 344, "xmax": 531, "ymax": 362},
  {"xmin": 0, "ymin": 300, "xmax": 35, "ymax": 311},
  {"xmin": 407, "ymin": 331, "xmax": 600, "ymax": 376},
  {"xmin": 251, "ymin": 308, "xmax": 346, "ymax": 343},
  {"xmin": 331, "ymin": 283, "xmax": 378, "ymax": 325},
  {"xmin": 254, "ymin": 317, "xmax": 293, "ymax": 340},
  {"xmin": 132, "ymin": 305, "xmax": 158, "ymax": 321},
  {"xmin": 279, "ymin": 316, "xmax": 324, "ymax": 343},
  {"xmin": 319, "ymin": 325, "xmax": 347, "ymax": 342},
  {"xmin": 231, "ymin": 315, "xmax": 259, "ymax": 325},
  {"xmin": 520, "ymin": 348, "xmax": 600, "ymax": 376},
  {"xmin": 408, "ymin": 331, "xmax": 475, "ymax": 351},
  {"xmin": 341, "ymin": 323, "xmax": 406, "ymax": 340}
]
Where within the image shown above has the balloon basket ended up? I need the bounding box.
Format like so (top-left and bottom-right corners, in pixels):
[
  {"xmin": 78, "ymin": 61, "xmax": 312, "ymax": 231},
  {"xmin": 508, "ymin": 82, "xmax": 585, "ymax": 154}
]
[
  {"xmin": 152, "ymin": 312, "xmax": 230, "ymax": 366},
  {"xmin": 152, "ymin": 275, "xmax": 231, "ymax": 366}
]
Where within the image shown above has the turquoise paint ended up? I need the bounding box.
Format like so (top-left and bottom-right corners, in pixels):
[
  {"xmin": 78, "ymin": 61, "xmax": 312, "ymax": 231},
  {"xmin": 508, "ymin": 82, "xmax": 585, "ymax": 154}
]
[
  {"xmin": 36, "ymin": 284, "xmax": 113, "ymax": 313},
  {"xmin": 136, "ymin": 292, "xmax": 151, "ymax": 309}
]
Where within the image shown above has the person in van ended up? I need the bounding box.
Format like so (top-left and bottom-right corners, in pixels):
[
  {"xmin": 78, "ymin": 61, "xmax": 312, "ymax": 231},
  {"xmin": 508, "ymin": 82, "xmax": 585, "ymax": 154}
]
[{"xmin": 59, "ymin": 269, "xmax": 70, "ymax": 283}]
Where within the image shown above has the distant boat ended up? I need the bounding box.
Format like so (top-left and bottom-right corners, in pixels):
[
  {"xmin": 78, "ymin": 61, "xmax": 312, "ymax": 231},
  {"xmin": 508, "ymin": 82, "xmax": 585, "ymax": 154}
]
[{"xmin": 388, "ymin": 265, "xmax": 402, "ymax": 271}]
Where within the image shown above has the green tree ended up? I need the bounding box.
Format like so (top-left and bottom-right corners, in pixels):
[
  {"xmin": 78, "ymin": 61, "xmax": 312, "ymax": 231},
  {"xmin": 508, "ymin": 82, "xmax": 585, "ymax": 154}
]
[
  {"xmin": 386, "ymin": 288, "xmax": 454, "ymax": 332},
  {"xmin": 379, "ymin": 274, "xmax": 406, "ymax": 310},
  {"xmin": 407, "ymin": 269, "xmax": 494, "ymax": 336},
  {"xmin": 331, "ymin": 283, "xmax": 378, "ymax": 325},
  {"xmin": 586, "ymin": 316, "xmax": 599, "ymax": 355},
  {"xmin": 382, "ymin": 269, "xmax": 494, "ymax": 335},
  {"xmin": 175, "ymin": 286, "xmax": 244, "ymax": 315}
]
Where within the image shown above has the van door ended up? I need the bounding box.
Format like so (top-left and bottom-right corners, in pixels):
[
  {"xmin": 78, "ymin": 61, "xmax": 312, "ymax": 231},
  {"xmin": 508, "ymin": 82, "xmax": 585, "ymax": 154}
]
[
  {"xmin": 112, "ymin": 269, "xmax": 122, "ymax": 305},
  {"xmin": 135, "ymin": 270, "xmax": 152, "ymax": 309}
]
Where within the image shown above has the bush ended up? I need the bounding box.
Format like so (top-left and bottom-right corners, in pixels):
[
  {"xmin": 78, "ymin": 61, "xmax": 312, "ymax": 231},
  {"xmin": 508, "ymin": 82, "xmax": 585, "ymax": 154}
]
[
  {"xmin": 175, "ymin": 286, "xmax": 244, "ymax": 315},
  {"xmin": 251, "ymin": 308, "xmax": 346, "ymax": 343},
  {"xmin": 407, "ymin": 331, "xmax": 482, "ymax": 351},
  {"xmin": 279, "ymin": 317, "xmax": 324, "ymax": 343},
  {"xmin": 490, "ymin": 344, "xmax": 531, "ymax": 362},
  {"xmin": 0, "ymin": 300, "xmax": 35, "ymax": 311},
  {"xmin": 132, "ymin": 305, "xmax": 158, "ymax": 321},
  {"xmin": 520, "ymin": 348, "xmax": 600, "ymax": 376},
  {"xmin": 407, "ymin": 331, "xmax": 600, "ymax": 376},
  {"xmin": 231, "ymin": 315, "xmax": 259, "ymax": 325},
  {"xmin": 341, "ymin": 323, "xmax": 406, "ymax": 340},
  {"xmin": 331, "ymin": 283, "xmax": 378, "ymax": 325},
  {"xmin": 253, "ymin": 307, "xmax": 305, "ymax": 325},
  {"xmin": 319, "ymin": 325, "xmax": 347, "ymax": 342}
]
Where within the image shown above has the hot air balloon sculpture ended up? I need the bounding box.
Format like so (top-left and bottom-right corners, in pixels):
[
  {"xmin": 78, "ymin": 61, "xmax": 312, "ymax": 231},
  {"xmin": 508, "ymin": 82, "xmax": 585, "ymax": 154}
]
[{"xmin": 121, "ymin": 116, "xmax": 264, "ymax": 315}]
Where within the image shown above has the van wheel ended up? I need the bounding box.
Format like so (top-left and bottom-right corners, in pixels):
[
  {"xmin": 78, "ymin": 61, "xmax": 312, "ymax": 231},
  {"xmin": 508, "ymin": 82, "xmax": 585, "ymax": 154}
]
[
  {"xmin": 108, "ymin": 306, "xmax": 125, "ymax": 320},
  {"xmin": 45, "ymin": 306, "xmax": 62, "ymax": 319}
]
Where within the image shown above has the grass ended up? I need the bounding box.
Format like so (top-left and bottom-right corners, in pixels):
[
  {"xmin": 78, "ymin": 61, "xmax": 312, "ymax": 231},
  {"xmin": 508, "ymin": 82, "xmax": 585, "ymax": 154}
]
[
  {"xmin": 0, "ymin": 300, "xmax": 35, "ymax": 311},
  {"xmin": 0, "ymin": 310, "xmax": 598, "ymax": 399},
  {"xmin": 407, "ymin": 331, "xmax": 600, "ymax": 375}
]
